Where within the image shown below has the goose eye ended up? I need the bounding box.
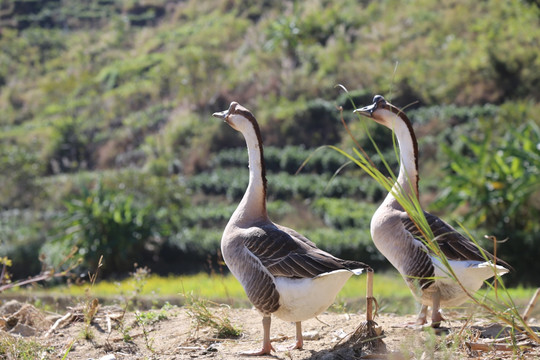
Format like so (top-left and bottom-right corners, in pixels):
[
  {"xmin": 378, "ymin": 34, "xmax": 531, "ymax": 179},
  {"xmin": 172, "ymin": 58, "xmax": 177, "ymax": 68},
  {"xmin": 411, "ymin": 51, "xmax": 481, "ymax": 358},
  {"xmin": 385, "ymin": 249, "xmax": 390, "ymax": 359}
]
[{"xmin": 373, "ymin": 95, "xmax": 384, "ymax": 103}]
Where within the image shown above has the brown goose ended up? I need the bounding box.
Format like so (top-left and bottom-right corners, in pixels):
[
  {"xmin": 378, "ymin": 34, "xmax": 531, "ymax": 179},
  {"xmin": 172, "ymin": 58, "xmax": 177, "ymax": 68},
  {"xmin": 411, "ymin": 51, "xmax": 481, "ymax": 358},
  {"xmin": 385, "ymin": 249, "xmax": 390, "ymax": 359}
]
[
  {"xmin": 213, "ymin": 102, "xmax": 371, "ymax": 355},
  {"xmin": 354, "ymin": 95, "xmax": 510, "ymax": 327}
]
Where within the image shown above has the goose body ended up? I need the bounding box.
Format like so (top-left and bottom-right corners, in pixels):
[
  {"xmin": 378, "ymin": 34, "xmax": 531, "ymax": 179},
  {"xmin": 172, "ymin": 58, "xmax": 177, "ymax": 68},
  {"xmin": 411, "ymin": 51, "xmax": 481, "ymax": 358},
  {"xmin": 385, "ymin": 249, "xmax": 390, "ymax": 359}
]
[
  {"xmin": 354, "ymin": 96, "xmax": 509, "ymax": 326},
  {"xmin": 214, "ymin": 102, "xmax": 371, "ymax": 354}
]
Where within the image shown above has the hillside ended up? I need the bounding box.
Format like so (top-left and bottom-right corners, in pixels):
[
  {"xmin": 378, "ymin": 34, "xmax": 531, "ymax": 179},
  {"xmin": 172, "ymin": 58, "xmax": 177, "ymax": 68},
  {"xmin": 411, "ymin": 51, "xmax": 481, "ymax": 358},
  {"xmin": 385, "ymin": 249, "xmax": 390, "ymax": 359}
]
[{"xmin": 1, "ymin": 0, "xmax": 539, "ymax": 284}]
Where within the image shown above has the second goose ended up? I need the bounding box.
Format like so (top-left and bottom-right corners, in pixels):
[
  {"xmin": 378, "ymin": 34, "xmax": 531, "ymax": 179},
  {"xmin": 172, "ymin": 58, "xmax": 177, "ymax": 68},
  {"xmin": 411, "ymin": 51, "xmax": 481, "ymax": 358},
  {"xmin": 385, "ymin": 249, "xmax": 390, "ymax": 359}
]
[{"xmin": 354, "ymin": 95, "xmax": 510, "ymax": 328}]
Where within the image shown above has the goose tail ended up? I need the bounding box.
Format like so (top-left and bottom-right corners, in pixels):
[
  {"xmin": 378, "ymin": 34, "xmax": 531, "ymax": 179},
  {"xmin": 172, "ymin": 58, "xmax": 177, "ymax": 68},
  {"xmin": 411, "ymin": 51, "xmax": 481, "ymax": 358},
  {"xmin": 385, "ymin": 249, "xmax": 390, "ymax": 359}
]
[{"xmin": 475, "ymin": 261, "xmax": 510, "ymax": 277}]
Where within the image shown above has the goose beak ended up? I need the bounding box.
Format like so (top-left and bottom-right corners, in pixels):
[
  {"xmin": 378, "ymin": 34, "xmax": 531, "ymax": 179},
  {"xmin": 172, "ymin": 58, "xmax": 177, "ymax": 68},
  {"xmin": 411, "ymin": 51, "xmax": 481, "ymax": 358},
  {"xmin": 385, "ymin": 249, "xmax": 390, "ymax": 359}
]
[
  {"xmin": 353, "ymin": 103, "xmax": 376, "ymax": 118},
  {"xmin": 212, "ymin": 109, "xmax": 228, "ymax": 120}
]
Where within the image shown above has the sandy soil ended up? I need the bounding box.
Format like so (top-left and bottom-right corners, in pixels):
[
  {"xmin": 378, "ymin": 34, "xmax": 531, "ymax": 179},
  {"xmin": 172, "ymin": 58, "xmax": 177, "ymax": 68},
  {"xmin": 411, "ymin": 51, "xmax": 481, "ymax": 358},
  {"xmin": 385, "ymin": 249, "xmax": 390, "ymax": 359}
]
[{"xmin": 1, "ymin": 300, "xmax": 539, "ymax": 359}]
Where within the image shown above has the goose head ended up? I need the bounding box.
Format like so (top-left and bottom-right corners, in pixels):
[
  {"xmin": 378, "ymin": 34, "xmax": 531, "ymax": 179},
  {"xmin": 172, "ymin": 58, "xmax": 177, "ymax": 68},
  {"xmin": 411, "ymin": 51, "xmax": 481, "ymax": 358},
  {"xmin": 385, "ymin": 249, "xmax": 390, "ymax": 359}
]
[
  {"xmin": 353, "ymin": 95, "xmax": 418, "ymax": 159},
  {"xmin": 212, "ymin": 101, "xmax": 257, "ymax": 134},
  {"xmin": 353, "ymin": 94, "xmax": 420, "ymax": 196},
  {"xmin": 353, "ymin": 95, "xmax": 403, "ymax": 128}
]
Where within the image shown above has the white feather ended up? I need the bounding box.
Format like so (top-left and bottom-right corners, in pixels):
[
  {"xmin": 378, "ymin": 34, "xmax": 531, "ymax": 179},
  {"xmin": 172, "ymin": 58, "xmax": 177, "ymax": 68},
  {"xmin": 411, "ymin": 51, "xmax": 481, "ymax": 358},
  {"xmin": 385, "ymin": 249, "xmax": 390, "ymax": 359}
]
[{"xmin": 273, "ymin": 269, "xmax": 359, "ymax": 322}]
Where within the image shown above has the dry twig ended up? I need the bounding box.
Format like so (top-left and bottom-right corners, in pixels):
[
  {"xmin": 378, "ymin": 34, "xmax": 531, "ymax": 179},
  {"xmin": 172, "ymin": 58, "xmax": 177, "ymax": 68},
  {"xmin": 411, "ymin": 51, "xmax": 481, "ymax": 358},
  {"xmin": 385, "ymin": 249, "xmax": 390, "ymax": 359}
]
[{"xmin": 522, "ymin": 288, "xmax": 540, "ymax": 323}]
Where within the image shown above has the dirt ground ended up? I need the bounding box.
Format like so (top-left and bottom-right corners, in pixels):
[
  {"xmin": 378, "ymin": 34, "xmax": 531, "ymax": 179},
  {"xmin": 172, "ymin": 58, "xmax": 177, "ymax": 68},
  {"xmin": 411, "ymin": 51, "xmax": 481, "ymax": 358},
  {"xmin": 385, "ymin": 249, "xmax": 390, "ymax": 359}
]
[{"xmin": 1, "ymin": 299, "xmax": 539, "ymax": 360}]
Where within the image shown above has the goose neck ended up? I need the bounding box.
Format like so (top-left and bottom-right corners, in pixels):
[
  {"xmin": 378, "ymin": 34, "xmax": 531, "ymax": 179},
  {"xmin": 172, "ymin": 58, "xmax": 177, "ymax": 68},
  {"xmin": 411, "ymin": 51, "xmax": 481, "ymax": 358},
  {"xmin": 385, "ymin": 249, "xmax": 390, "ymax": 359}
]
[
  {"xmin": 234, "ymin": 124, "xmax": 268, "ymax": 223},
  {"xmin": 385, "ymin": 115, "xmax": 419, "ymax": 206}
]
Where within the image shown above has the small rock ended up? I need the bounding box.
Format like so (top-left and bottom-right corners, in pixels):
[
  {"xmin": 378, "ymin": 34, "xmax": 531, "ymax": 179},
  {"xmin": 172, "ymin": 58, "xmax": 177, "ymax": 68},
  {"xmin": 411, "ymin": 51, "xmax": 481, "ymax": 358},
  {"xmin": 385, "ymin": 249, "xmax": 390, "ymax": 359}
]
[
  {"xmin": 201, "ymin": 343, "xmax": 221, "ymax": 355},
  {"xmin": 332, "ymin": 329, "xmax": 348, "ymax": 341},
  {"xmin": 318, "ymin": 351, "xmax": 344, "ymax": 360},
  {"xmin": 206, "ymin": 344, "xmax": 219, "ymax": 352},
  {"xmin": 302, "ymin": 330, "xmax": 320, "ymax": 340},
  {"xmin": 98, "ymin": 355, "xmax": 116, "ymax": 360},
  {"xmin": 473, "ymin": 323, "xmax": 510, "ymax": 338},
  {"xmin": 0, "ymin": 300, "xmax": 24, "ymax": 316},
  {"xmin": 9, "ymin": 323, "xmax": 36, "ymax": 337}
]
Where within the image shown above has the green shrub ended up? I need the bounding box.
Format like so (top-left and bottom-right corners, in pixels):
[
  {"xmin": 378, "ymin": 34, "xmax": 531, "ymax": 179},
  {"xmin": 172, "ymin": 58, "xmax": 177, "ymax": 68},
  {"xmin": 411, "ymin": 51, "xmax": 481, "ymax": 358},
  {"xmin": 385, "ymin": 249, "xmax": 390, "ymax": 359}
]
[
  {"xmin": 46, "ymin": 116, "xmax": 90, "ymax": 174},
  {"xmin": 47, "ymin": 181, "xmax": 162, "ymax": 276},
  {"xmin": 0, "ymin": 210, "xmax": 49, "ymax": 279},
  {"xmin": 435, "ymin": 119, "xmax": 540, "ymax": 285},
  {"xmin": 271, "ymin": 99, "xmax": 344, "ymax": 147},
  {"xmin": 160, "ymin": 227, "xmax": 223, "ymax": 273},
  {"xmin": 0, "ymin": 144, "xmax": 44, "ymax": 208}
]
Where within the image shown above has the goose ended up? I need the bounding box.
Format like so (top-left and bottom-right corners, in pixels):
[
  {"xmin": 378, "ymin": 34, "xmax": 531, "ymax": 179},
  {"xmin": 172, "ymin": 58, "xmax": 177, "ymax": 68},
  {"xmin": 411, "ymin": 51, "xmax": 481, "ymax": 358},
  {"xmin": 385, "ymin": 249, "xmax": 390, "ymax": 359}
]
[
  {"xmin": 353, "ymin": 95, "xmax": 510, "ymax": 328},
  {"xmin": 213, "ymin": 102, "xmax": 371, "ymax": 355}
]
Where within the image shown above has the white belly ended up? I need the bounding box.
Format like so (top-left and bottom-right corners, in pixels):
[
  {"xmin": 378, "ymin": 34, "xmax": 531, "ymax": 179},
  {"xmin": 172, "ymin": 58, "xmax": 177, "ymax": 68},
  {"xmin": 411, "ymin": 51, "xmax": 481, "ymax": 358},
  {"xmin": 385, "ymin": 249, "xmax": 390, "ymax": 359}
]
[
  {"xmin": 272, "ymin": 269, "xmax": 355, "ymax": 322},
  {"xmin": 416, "ymin": 258, "xmax": 509, "ymax": 307}
]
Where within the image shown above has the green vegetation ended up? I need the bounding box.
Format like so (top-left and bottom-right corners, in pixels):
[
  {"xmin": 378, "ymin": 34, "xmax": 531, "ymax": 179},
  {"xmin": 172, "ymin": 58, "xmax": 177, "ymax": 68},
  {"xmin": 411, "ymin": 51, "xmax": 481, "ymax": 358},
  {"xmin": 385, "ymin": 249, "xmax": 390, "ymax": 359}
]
[
  {"xmin": 0, "ymin": 335, "xmax": 52, "ymax": 359},
  {"xmin": 9, "ymin": 272, "xmax": 538, "ymax": 320},
  {"xmin": 184, "ymin": 291, "xmax": 242, "ymax": 338},
  {"xmin": 0, "ymin": 0, "xmax": 538, "ymax": 291},
  {"xmin": 134, "ymin": 305, "xmax": 172, "ymax": 352},
  {"xmin": 135, "ymin": 304, "xmax": 171, "ymax": 325},
  {"xmin": 434, "ymin": 117, "xmax": 540, "ymax": 284}
]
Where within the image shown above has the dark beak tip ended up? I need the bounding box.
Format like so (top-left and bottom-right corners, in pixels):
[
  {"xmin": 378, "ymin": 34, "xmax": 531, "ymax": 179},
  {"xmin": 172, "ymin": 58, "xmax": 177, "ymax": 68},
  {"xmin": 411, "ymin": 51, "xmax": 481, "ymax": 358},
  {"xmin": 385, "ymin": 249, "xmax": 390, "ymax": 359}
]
[{"xmin": 353, "ymin": 105, "xmax": 374, "ymax": 117}]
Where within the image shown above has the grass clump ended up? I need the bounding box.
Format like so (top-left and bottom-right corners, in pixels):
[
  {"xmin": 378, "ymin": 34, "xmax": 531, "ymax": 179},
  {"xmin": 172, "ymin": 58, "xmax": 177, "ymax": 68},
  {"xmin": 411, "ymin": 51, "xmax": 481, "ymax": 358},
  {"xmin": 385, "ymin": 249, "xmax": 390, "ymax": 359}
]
[
  {"xmin": 397, "ymin": 328, "xmax": 461, "ymax": 360},
  {"xmin": 184, "ymin": 292, "xmax": 242, "ymax": 339},
  {"xmin": 135, "ymin": 303, "xmax": 171, "ymax": 326},
  {"xmin": 133, "ymin": 303, "xmax": 175, "ymax": 353},
  {"xmin": 79, "ymin": 256, "xmax": 103, "ymax": 341},
  {"xmin": 113, "ymin": 265, "xmax": 152, "ymax": 344},
  {"xmin": 0, "ymin": 334, "xmax": 52, "ymax": 359}
]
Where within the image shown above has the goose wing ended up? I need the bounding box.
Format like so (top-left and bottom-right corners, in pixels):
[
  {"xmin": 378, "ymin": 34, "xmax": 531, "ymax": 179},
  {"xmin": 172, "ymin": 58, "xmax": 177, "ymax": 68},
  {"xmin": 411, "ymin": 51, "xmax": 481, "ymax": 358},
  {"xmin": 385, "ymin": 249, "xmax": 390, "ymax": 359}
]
[
  {"xmin": 275, "ymin": 224, "xmax": 318, "ymax": 248},
  {"xmin": 400, "ymin": 211, "xmax": 510, "ymax": 268},
  {"xmin": 243, "ymin": 223, "xmax": 370, "ymax": 279}
]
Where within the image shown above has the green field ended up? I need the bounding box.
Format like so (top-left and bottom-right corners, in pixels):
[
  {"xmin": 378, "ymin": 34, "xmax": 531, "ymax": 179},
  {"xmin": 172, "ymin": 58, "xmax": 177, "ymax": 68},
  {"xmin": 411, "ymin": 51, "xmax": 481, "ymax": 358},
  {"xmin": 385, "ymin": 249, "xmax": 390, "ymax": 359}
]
[{"xmin": 6, "ymin": 271, "xmax": 538, "ymax": 320}]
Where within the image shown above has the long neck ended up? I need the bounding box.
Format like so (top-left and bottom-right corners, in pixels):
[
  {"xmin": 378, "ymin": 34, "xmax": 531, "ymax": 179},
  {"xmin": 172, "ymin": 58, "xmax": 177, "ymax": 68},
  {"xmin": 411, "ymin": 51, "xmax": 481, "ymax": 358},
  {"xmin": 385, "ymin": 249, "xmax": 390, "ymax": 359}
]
[
  {"xmin": 233, "ymin": 123, "xmax": 268, "ymax": 225},
  {"xmin": 384, "ymin": 114, "xmax": 419, "ymax": 208}
]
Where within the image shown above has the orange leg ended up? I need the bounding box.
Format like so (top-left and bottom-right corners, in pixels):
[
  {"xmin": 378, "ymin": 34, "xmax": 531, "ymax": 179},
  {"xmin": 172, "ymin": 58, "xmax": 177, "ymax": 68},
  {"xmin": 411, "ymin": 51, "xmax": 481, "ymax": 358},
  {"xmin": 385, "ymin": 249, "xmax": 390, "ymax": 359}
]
[
  {"xmin": 431, "ymin": 290, "xmax": 445, "ymax": 328},
  {"xmin": 276, "ymin": 321, "xmax": 304, "ymax": 351},
  {"xmin": 416, "ymin": 305, "xmax": 428, "ymax": 326},
  {"xmin": 293, "ymin": 322, "xmax": 303, "ymax": 350},
  {"xmin": 241, "ymin": 316, "xmax": 275, "ymax": 356}
]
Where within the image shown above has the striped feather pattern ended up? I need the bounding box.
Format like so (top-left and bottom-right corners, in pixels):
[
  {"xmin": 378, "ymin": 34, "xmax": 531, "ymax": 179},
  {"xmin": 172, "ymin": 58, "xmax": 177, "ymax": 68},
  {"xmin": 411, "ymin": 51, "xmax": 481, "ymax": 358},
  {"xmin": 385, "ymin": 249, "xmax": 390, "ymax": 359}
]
[
  {"xmin": 241, "ymin": 251, "xmax": 280, "ymax": 314},
  {"xmin": 243, "ymin": 224, "xmax": 371, "ymax": 280},
  {"xmin": 400, "ymin": 211, "xmax": 511, "ymax": 269},
  {"xmin": 404, "ymin": 243, "xmax": 435, "ymax": 290}
]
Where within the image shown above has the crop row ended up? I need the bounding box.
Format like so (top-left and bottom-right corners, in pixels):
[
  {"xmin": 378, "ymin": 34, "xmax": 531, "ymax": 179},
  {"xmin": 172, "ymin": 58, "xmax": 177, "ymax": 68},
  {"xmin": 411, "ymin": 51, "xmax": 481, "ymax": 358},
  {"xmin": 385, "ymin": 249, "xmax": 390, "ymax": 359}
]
[
  {"xmin": 210, "ymin": 145, "xmax": 350, "ymax": 175},
  {"xmin": 186, "ymin": 169, "xmax": 384, "ymax": 202}
]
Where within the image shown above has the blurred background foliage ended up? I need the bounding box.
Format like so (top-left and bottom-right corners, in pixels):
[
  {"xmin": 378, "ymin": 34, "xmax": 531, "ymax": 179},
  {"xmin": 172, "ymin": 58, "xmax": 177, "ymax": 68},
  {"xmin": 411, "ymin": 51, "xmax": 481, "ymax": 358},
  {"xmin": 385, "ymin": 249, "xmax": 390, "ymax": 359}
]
[{"xmin": 0, "ymin": 0, "xmax": 539, "ymax": 285}]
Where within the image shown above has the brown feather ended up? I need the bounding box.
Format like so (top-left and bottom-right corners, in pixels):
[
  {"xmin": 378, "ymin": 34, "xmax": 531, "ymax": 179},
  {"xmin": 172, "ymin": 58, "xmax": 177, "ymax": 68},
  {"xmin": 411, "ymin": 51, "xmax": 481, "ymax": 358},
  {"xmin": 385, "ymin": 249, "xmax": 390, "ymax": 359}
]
[
  {"xmin": 243, "ymin": 223, "xmax": 371, "ymax": 279},
  {"xmin": 400, "ymin": 211, "xmax": 511, "ymax": 269}
]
